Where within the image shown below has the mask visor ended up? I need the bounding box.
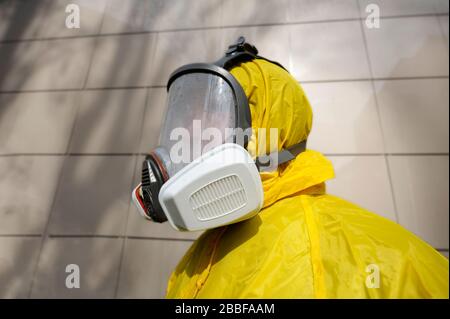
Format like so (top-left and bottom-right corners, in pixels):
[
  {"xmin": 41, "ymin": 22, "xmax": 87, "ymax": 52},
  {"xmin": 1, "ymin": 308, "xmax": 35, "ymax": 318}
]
[{"xmin": 159, "ymin": 72, "xmax": 239, "ymax": 177}]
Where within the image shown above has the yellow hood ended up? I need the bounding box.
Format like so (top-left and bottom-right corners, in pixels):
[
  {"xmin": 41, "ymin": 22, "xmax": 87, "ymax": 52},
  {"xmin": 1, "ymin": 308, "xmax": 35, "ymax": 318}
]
[{"xmin": 230, "ymin": 59, "xmax": 335, "ymax": 207}]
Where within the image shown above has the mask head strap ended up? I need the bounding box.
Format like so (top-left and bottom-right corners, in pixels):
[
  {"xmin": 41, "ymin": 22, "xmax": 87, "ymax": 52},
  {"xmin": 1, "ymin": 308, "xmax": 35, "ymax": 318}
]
[
  {"xmin": 255, "ymin": 140, "xmax": 307, "ymax": 172},
  {"xmin": 214, "ymin": 36, "xmax": 288, "ymax": 72}
]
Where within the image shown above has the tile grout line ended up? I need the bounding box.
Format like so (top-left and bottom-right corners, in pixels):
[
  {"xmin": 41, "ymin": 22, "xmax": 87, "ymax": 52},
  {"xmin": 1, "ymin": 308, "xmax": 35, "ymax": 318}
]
[
  {"xmin": 125, "ymin": 236, "xmax": 196, "ymax": 242},
  {"xmin": 111, "ymin": 21, "xmax": 165, "ymax": 298},
  {"xmin": 46, "ymin": 234, "xmax": 196, "ymax": 242},
  {"xmin": 356, "ymin": 0, "xmax": 401, "ymax": 224},
  {"xmin": 0, "ymin": 76, "xmax": 447, "ymax": 95},
  {"xmin": 286, "ymin": 0, "xmax": 293, "ymax": 76},
  {"xmin": 435, "ymin": 12, "xmax": 450, "ymax": 50},
  {"xmin": 355, "ymin": 0, "xmax": 364, "ymax": 20},
  {"xmin": 0, "ymin": 153, "xmax": 133, "ymax": 157},
  {"xmin": 1, "ymin": 152, "xmax": 449, "ymax": 157},
  {"xmin": 25, "ymin": 98, "xmax": 86, "ymax": 298},
  {"xmin": 0, "ymin": 234, "xmax": 42, "ymax": 238},
  {"xmin": 112, "ymin": 87, "xmax": 152, "ymax": 298},
  {"xmin": 48, "ymin": 234, "xmax": 122, "ymax": 239},
  {"xmin": 1, "ymin": 12, "xmax": 449, "ymax": 45},
  {"xmin": 300, "ymin": 75, "xmax": 449, "ymax": 83},
  {"xmin": 363, "ymin": 24, "xmax": 403, "ymax": 224},
  {"xmin": 0, "ymin": 86, "xmax": 165, "ymax": 94},
  {"xmin": 1, "ymin": 233, "xmax": 195, "ymax": 241},
  {"xmin": 26, "ymin": 145, "xmax": 69, "ymax": 298},
  {"xmin": 10, "ymin": 233, "xmax": 447, "ymax": 248},
  {"xmin": 25, "ymin": 19, "xmax": 105, "ymax": 298},
  {"xmin": 93, "ymin": 6, "xmax": 128, "ymax": 299},
  {"xmin": 324, "ymin": 153, "xmax": 450, "ymax": 156}
]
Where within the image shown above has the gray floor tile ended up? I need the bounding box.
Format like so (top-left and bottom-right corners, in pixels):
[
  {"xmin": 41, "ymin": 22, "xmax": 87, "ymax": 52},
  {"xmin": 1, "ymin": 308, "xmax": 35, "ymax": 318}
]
[
  {"xmin": 288, "ymin": 0, "xmax": 360, "ymax": 22},
  {"xmin": 31, "ymin": 237, "xmax": 122, "ymax": 298},
  {"xmin": 86, "ymin": 33, "xmax": 156, "ymax": 88},
  {"xmin": 127, "ymin": 156, "xmax": 202, "ymax": 240},
  {"xmin": 101, "ymin": 0, "xmax": 221, "ymax": 33},
  {"xmin": 327, "ymin": 155, "xmax": 397, "ymax": 222},
  {"xmin": 358, "ymin": 0, "xmax": 448, "ymax": 17},
  {"xmin": 435, "ymin": 0, "xmax": 450, "ymax": 13},
  {"xmin": 149, "ymin": 29, "xmax": 223, "ymax": 86},
  {"xmin": 221, "ymin": 0, "xmax": 288, "ymax": 26},
  {"xmin": 0, "ymin": 237, "xmax": 41, "ymax": 298},
  {"xmin": 0, "ymin": 156, "xmax": 64, "ymax": 235},
  {"xmin": 375, "ymin": 78, "xmax": 449, "ymax": 153},
  {"xmin": 290, "ymin": 21, "xmax": 371, "ymax": 81},
  {"xmin": 69, "ymin": 89, "xmax": 147, "ymax": 154},
  {"xmin": 304, "ymin": 81, "xmax": 385, "ymax": 154},
  {"xmin": 117, "ymin": 238, "xmax": 192, "ymax": 298},
  {"xmin": 0, "ymin": 40, "xmax": 45, "ymax": 91},
  {"xmin": 222, "ymin": 25, "xmax": 290, "ymax": 71},
  {"xmin": 364, "ymin": 16, "xmax": 449, "ymax": 78},
  {"xmin": 48, "ymin": 156, "xmax": 135, "ymax": 236},
  {"xmin": 388, "ymin": 155, "xmax": 449, "ymax": 249},
  {"xmin": 438, "ymin": 15, "xmax": 449, "ymax": 44},
  {"xmin": 0, "ymin": 0, "xmax": 51, "ymax": 41},
  {"xmin": 0, "ymin": 37, "xmax": 95, "ymax": 91},
  {"xmin": 0, "ymin": 0, "xmax": 107, "ymax": 40},
  {"xmin": 0, "ymin": 92, "xmax": 78, "ymax": 154},
  {"xmin": 37, "ymin": 0, "xmax": 108, "ymax": 38}
]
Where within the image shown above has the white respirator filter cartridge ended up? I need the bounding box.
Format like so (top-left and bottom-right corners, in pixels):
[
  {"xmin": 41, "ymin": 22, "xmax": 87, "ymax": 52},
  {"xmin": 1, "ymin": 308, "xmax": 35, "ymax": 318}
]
[{"xmin": 158, "ymin": 143, "xmax": 264, "ymax": 231}]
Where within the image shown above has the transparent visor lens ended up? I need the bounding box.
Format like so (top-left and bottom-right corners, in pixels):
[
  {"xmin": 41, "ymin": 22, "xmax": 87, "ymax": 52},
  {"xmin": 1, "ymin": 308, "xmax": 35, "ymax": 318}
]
[{"xmin": 158, "ymin": 73, "xmax": 237, "ymax": 177}]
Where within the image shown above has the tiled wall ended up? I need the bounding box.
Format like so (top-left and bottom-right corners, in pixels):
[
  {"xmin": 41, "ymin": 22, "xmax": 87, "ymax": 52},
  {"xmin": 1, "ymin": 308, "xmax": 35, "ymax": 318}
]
[{"xmin": 0, "ymin": 0, "xmax": 448, "ymax": 298}]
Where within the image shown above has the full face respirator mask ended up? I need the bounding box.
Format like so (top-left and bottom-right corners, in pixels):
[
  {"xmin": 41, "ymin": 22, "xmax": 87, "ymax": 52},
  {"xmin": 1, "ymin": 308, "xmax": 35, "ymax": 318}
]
[{"xmin": 132, "ymin": 37, "xmax": 307, "ymax": 231}]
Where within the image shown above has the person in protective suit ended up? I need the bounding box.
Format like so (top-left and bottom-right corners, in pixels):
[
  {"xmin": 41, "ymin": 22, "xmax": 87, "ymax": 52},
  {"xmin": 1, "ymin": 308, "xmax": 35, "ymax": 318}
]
[{"xmin": 134, "ymin": 38, "xmax": 448, "ymax": 298}]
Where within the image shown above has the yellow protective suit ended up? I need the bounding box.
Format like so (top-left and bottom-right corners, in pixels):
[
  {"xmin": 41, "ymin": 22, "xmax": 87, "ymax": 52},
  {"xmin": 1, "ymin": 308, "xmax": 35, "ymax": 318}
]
[{"xmin": 166, "ymin": 59, "xmax": 449, "ymax": 299}]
